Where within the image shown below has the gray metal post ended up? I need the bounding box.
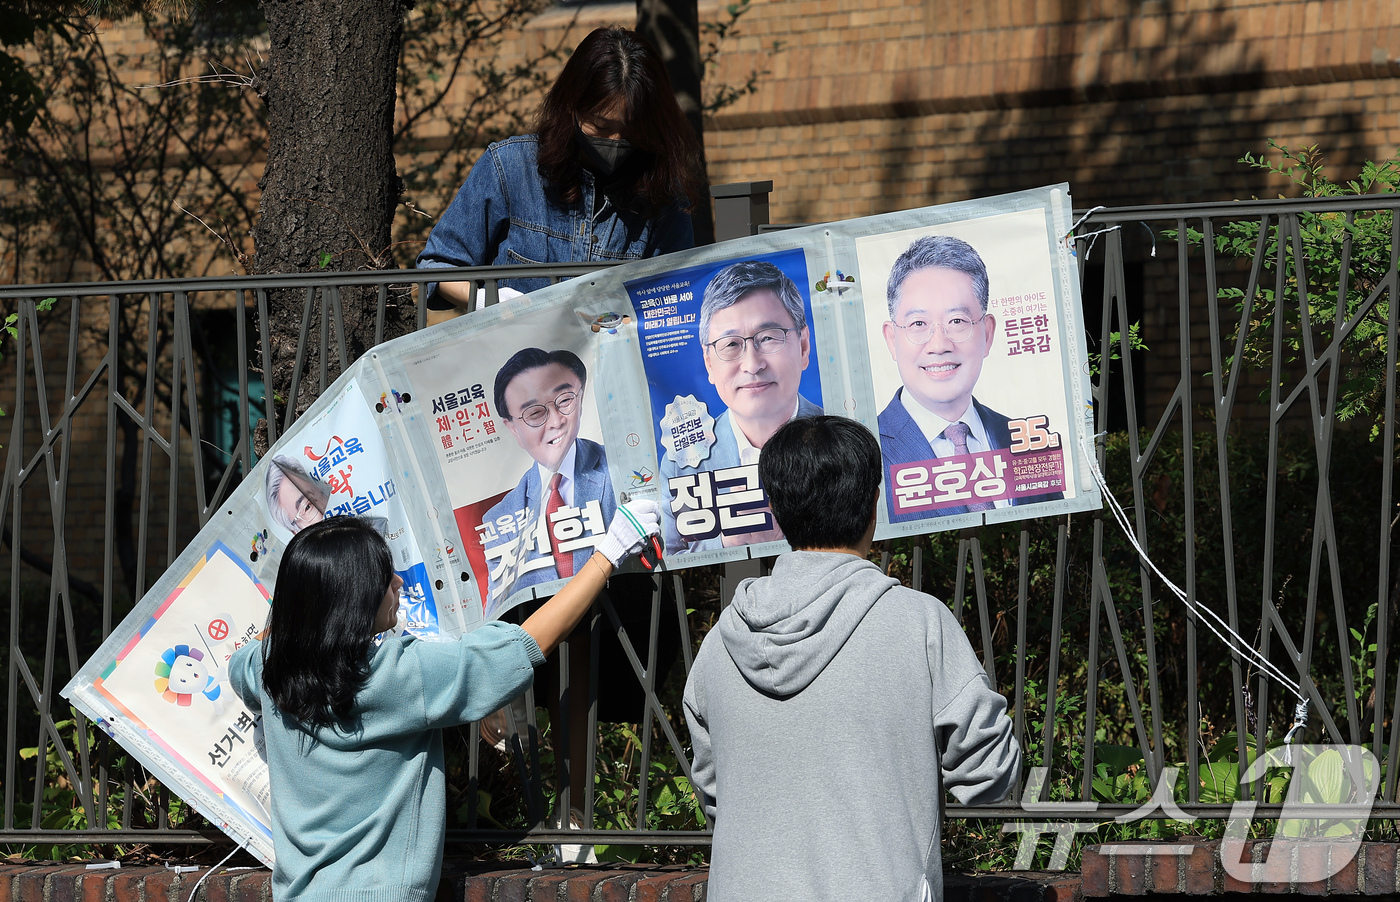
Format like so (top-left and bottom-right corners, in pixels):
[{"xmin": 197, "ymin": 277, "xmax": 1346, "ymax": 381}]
[{"xmin": 710, "ymin": 181, "xmax": 773, "ymax": 243}]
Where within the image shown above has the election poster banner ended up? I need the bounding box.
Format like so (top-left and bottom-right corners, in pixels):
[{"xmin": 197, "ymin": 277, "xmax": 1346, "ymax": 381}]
[
  {"xmin": 89, "ymin": 542, "xmax": 275, "ymax": 850},
  {"xmin": 65, "ymin": 184, "xmax": 1099, "ymax": 864},
  {"xmin": 397, "ymin": 307, "xmax": 613, "ymax": 619},
  {"xmin": 257, "ymin": 379, "xmax": 444, "ymax": 633},
  {"xmin": 623, "ymin": 249, "xmax": 823, "ymax": 562},
  {"xmin": 854, "ymin": 209, "xmax": 1082, "ymax": 533}
]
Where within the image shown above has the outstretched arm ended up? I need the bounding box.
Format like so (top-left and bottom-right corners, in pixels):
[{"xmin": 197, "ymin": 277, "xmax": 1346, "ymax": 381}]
[{"xmin": 520, "ymin": 499, "xmax": 661, "ymax": 658}]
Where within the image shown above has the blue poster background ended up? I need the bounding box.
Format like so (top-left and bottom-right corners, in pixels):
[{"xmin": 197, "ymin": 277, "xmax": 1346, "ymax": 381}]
[{"xmin": 623, "ymin": 248, "xmax": 822, "ymax": 462}]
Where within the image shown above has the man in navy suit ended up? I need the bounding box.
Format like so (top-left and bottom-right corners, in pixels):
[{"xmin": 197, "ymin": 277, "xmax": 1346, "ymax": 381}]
[
  {"xmin": 877, "ymin": 235, "xmax": 1061, "ymax": 522},
  {"xmin": 483, "ymin": 347, "xmax": 616, "ymax": 610},
  {"xmin": 661, "ymin": 261, "xmax": 822, "ymax": 553}
]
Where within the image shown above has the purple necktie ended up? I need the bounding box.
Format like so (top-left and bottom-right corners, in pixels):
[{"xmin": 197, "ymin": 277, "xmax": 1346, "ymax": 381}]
[{"xmin": 942, "ymin": 422, "xmax": 994, "ymax": 512}]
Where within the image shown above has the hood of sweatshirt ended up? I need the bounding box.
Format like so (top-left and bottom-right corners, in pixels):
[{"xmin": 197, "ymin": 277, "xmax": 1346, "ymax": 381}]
[{"xmin": 717, "ymin": 550, "xmax": 899, "ymax": 697}]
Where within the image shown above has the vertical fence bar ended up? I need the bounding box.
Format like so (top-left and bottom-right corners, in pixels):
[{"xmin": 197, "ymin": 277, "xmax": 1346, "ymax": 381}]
[
  {"xmin": 1178, "ymin": 219, "xmax": 1199, "ymax": 798},
  {"xmin": 282, "ymin": 286, "xmax": 316, "ymax": 436},
  {"xmin": 1386, "ymin": 210, "xmax": 1400, "ymax": 800},
  {"xmin": 374, "ymin": 283, "xmax": 387, "ymax": 347},
  {"xmin": 317, "ymin": 286, "xmax": 330, "ymax": 395},
  {"xmin": 1013, "ymin": 529, "xmax": 1029, "ymax": 797},
  {"xmin": 970, "ymin": 538, "xmax": 996, "ymax": 686},
  {"xmin": 100, "ymin": 290, "xmax": 120, "ymax": 826},
  {"xmin": 584, "ymin": 608, "xmax": 601, "ymax": 829},
  {"xmin": 167, "ymin": 293, "xmax": 185, "ymax": 573},
  {"xmin": 4, "ymin": 298, "xmax": 27, "ymax": 830},
  {"xmin": 1203, "ymin": 214, "xmax": 1262, "ymax": 793},
  {"xmin": 556, "ymin": 634, "xmax": 571, "ymax": 823},
  {"xmin": 1038, "ymin": 521, "xmax": 1068, "ymax": 788},
  {"xmin": 1254, "ymin": 214, "xmax": 1293, "ymax": 775},
  {"xmin": 132, "ymin": 294, "xmax": 158, "ymax": 601},
  {"xmin": 236, "ymin": 290, "xmax": 252, "ymax": 481},
  {"xmin": 103, "ymin": 293, "xmax": 120, "ymax": 635},
  {"xmin": 258, "ymin": 288, "xmax": 278, "ymax": 448},
  {"xmin": 1082, "ymin": 534, "xmax": 1103, "ymax": 801},
  {"xmin": 634, "ymin": 576, "xmax": 664, "ymax": 828}
]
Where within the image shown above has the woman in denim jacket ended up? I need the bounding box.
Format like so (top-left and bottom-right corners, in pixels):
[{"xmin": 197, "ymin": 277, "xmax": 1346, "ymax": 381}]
[{"xmin": 417, "ymin": 27, "xmax": 705, "ymax": 315}]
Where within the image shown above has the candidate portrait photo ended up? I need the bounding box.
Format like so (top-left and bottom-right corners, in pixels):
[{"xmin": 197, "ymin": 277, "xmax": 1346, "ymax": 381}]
[
  {"xmin": 873, "ymin": 233, "xmax": 1064, "ymax": 522},
  {"xmin": 481, "ymin": 347, "xmax": 616, "ymax": 606},
  {"xmin": 654, "ymin": 258, "xmax": 823, "ymax": 553}
]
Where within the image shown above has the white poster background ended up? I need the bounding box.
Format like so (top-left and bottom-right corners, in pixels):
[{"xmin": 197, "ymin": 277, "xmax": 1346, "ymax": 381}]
[
  {"xmin": 856, "ymin": 209, "xmax": 1077, "ymax": 502},
  {"xmin": 404, "ymin": 318, "xmax": 605, "ymax": 512},
  {"xmin": 93, "ymin": 545, "xmax": 273, "ymax": 844},
  {"xmin": 403, "ymin": 314, "xmax": 607, "ymax": 616},
  {"xmin": 255, "ymin": 379, "xmax": 446, "ymax": 635}
]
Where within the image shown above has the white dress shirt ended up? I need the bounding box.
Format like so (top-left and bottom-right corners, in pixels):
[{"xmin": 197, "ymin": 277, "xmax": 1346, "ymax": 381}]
[
  {"xmin": 731, "ymin": 399, "xmax": 802, "ymax": 466},
  {"xmin": 534, "ymin": 440, "xmax": 578, "ymax": 507}
]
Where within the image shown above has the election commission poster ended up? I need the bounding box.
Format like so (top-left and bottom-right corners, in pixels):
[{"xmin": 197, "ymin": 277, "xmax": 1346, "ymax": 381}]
[
  {"xmin": 66, "ymin": 184, "xmax": 1099, "ymax": 864},
  {"xmin": 90, "ymin": 543, "xmax": 275, "ymax": 853}
]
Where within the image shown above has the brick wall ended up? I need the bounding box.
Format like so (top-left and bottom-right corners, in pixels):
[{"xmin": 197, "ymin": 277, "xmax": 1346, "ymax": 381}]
[
  {"xmin": 705, "ymin": 0, "xmax": 1400, "ymax": 221},
  {"xmin": 9, "ymin": 843, "xmax": 1400, "ymax": 900},
  {"xmin": 1081, "ymin": 839, "xmax": 1400, "ymax": 896},
  {"xmin": 0, "ymin": 861, "xmax": 1088, "ymax": 902}
]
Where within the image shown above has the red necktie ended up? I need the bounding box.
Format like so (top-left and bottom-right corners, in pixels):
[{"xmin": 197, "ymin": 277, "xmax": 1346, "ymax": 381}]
[
  {"xmin": 545, "ymin": 473, "xmax": 574, "ymax": 577},
  {"xmin": 942, "ymin": 422, "xmax": 994, "ymax": 512}
]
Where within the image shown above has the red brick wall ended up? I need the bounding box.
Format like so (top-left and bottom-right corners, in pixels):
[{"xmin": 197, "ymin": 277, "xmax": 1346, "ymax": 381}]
[{"xmin": 705, "ymin": 0, "xmax": 1400, "ymax": 220}]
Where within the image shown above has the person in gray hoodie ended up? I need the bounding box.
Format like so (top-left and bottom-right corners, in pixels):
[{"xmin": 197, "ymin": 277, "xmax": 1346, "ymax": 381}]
[{"xmin": 683, "ymin": 415, "xmax": 1021, "ymax": 902}]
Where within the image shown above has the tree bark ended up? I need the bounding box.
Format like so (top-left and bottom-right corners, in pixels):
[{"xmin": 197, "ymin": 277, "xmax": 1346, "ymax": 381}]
[
  {"xmin": 252, "ymin": 0, "xmax": 408, "ymax": 424},
  {"xmin": 636, "ymin": 0, "xmax": 712, "ymax": 245}
]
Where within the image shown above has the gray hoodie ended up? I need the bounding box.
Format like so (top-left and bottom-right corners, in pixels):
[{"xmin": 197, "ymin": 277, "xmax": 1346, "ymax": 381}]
[{"xmin": 683, "ymin": 551, "xmax": 1020, "ymax": 902}]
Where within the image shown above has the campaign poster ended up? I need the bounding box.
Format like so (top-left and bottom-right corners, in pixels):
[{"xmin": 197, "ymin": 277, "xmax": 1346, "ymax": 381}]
[
  {"xmin": 255, "ymin": 379, "xmax": 440, "ymax": 635},
  {"xmin": 857, "ymin": 209, "xmax": 1076, "ymax": 526},
  {"xmin": 401, "ymin": 312, "xmax": 614, "ymax": 619},
  {"xmin": 91, "ymin": 542, "xmax": 273, "ymax": 849},
  {"xmin": 623, "ymin": 249, "xmax": 823, "ymax": 558}
]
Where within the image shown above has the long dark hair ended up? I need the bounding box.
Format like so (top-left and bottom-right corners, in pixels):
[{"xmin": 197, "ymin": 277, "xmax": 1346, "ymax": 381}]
[
  {"xmin": 261, "ymin": 517, "xmax": 393, "ymax": 729},
  {"xmin": 535, "ymin": 27, "xmax": 704, "ymax": 211}
]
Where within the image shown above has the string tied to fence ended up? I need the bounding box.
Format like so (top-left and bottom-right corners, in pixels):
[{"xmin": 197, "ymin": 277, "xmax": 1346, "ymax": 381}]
[
  {"xmin": 1062, "ymin": 205, "xmax": 1122, "ymax": 261},
  {"xmin": 1282, "ymin": 699, "xmax": 1310, "ymax": 764},
  {"xmin": 1080, "ymin": 439, "xmax": 1308, "ymax": 710}
]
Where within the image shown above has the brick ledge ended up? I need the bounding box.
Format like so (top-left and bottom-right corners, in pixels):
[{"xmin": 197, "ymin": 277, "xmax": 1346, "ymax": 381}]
[
  {"xmin": 0, "ymin": 861, "xmax": 1087, "ymax": 902},
  {"xmin": 1082, "ymin": 840, "xmax": 1400, "ymax": 896},
  {"xmin": 12, "ymin": 847, "xmax": 1399, "ymax": 902}
]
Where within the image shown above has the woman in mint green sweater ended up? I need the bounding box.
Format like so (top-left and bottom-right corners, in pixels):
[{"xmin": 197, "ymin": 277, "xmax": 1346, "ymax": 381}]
[{"xmin": 229, "ymin": 503, "xmax": 660, "ymax": 902}]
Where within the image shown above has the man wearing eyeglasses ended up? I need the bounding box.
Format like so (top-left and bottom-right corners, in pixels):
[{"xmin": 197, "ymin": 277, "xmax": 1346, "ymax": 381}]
[
  {"xmin": 878, "ymin": 235, "xmax": 1061, "ymax": 522},
  {"xmin": 483, "ymin": 347, "xmax": 616, "ymax": 601},
  {"xmin": 661, "ymin": 260, "xmax": 822, "ymax": 553}
]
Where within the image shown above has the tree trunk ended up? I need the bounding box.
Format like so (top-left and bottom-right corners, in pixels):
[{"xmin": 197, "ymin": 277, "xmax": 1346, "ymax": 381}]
[
  {"xmin": 636, "ymin": 0, "xmax": 712, "ymax": 245},
  {"xmin": 252, "ymin": 0, "xmax": 408, "ymax": 427}
]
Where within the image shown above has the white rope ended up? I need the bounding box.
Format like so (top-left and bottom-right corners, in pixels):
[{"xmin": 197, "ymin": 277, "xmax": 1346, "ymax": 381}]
[
  {"xmin": 185, "ymin": 834, "xmax": 250, "ymax": 902},
  {"xmin": 1065, "ymin": 207, "xmax": 1305, "ymax": 719},
  {"xmin": 1082, "ymin": 448, "xmax": 1306, "ymax": 702},
  {"xmin": 1063, "ymin": 205, "xmax": 1108, "ymax": 243}
]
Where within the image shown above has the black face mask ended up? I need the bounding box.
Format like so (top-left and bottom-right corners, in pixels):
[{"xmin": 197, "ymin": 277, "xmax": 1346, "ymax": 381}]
[{"xmin": 575, "ymin": 125, "xmax": 638, "ymax": 180}]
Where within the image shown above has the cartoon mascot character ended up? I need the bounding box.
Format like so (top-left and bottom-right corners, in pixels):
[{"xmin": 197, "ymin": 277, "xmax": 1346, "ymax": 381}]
[{"xmin": 153, "ymin": 645, "xmax": 224, "ymax": 716}]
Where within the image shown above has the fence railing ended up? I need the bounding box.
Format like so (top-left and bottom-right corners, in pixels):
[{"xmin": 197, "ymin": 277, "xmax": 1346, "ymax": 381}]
[{"xmin": 3, "ymin": 195, "xmax": 1400, "ymax": 856}]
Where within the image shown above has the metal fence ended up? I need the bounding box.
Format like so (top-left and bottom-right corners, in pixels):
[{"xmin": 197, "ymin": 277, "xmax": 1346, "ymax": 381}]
[{"xmin": 3, "ymin": 195, "xmax": 1400, "ymax": 854}]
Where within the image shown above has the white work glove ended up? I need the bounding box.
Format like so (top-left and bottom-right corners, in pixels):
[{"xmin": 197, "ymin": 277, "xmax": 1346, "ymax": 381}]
[{"xmin": 595, "ymin": 499, "xmax": 662, "ymax": 567}]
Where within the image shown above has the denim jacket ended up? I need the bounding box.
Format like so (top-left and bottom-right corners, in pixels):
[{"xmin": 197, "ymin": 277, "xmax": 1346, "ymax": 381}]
[{"xmin": 415, "ymin": 135, "xmax": 694, "ymax": 299}]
